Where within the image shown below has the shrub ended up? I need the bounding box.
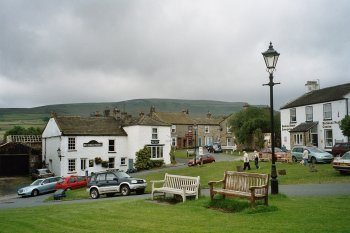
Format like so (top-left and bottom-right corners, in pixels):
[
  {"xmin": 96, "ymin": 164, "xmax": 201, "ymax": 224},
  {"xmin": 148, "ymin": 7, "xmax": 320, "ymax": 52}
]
[
  {"xmin": 135, "ymin": 147, "xmax": 164, "ymax": 171},
  {"xmin": 95, "ymin": 157, "xmax": 102, "ymax": 165},
  {"xmin": 151, "ymin": 160, "xmax": 164, "ymax": 168},
  {"xmin": 101, "ymin": 161, "xmax": 109, "ymax": 168}
]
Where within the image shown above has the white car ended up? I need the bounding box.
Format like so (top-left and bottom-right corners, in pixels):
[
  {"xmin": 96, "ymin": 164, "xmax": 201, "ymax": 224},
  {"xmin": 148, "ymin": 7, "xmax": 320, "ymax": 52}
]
[{"xmin": 332, "ymin": 151, "xmax": 350, "ymax": 174}]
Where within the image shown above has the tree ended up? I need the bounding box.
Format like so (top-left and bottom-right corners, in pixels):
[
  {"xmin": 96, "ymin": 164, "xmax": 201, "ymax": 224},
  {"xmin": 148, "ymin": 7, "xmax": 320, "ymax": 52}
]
[
  {"xmin": 339, "ymin": 115, "xmax": 350, "ymax": 138},
  {"xmin": 229, "ymin": 107, "xmax": 272, "ymax": 149}
]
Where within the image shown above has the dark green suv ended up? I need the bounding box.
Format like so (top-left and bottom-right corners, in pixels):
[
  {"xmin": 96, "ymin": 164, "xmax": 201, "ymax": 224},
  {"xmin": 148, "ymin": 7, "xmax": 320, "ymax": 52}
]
[{"xmin": 87, "ymin": 170, "xmax": 147, "ymax": 199}]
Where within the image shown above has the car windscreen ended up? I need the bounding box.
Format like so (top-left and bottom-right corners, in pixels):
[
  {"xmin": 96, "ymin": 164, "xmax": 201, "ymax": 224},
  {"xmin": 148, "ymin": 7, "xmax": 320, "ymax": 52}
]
[
  {"xmin": 115, "ymin": 171, "xmax": 130, "ymax": 179},
  {"xmin": 31, "ymin": 179, "xmax": 44, "ymax": 185},
  {"xmin": 308, "ymin": 147, "xmax": 323, "ymax": 153}
]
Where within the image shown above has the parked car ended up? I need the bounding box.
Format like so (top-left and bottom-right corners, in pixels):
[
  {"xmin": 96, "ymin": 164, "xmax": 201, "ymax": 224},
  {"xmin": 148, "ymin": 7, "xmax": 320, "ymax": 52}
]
[
  {"xmin": 188, "ymin": 154, "xmax": 215, "ymax": 166},
  {"xmin": 332, "ymin": 151, "xmax": 350, "ymax": 174},
  {"xmin": 259, "ymin": 147, "xmax": 286, "ymax": 161},
  {"xmin": 31, "ymin": 168, "xmax": 55, "ymax": 180},
  {"xmin": 55, "ymin": 175, "xmax": 89, "ymax": 191},
  {"xmin": 332, "ymin": 142, "xmax": 350, "ymax": 156},
  {"xmin": 291, "ymin": 146, "xmax": 333, "ymax": 164},
  {"xmin": 205, "ymin": 143, "xmax": 222, "ymax": 153},
  {"xmin": 87, "ymin": 170, "xmax": 147, "ymax": 199},
  {"xmin": 18, "ymin": 176, "xmax": 61, "ymax": 197}
]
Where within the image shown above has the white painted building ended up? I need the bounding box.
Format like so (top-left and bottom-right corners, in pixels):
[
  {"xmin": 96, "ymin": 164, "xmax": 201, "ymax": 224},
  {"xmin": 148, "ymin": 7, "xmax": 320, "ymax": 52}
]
[
  {"xmin": 280, "ymin": 82, "xmax": 350, "ymax": 151},
  {"xmin": 42, "ymin": 115, "xmax": 171, "ymax": 177}
]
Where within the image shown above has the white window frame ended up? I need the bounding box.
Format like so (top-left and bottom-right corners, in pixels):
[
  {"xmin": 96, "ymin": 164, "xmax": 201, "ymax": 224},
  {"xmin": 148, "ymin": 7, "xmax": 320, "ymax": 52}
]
[
  {"xmin": 152, "ymin": 128, "xmax": 158, "ymax": 140},
  {"xmin": 120, "ymin": 157, "xmax": 127, "ymax": 166},
  {"xmin": 305, "ymin": 106, "xmax": 313, "ymax": 122},
  {"xmin": 149, "ymin": 146, "xmax": 164, "ymax": 159},
  {"xmin": 205, "ymin": 126, "xmax": 210, "ymax": 133},
  {"xmin": 171, "ymin": 125, "xmax": 176, "ymax": 133},
  {"xmin": 68, "ymin": 137, "xmax": 76, "ymax": 151},
  {"xmin": 323, "ymin": 103, "xmax": 332, "ymax": 120},
  {"xmin": 226, "ymin": 137, "xmax": 233, "ymax": 146},
  {"xmin": 290, "ymin": 108, "xmax": 296, "ymax": 122},
  {"xmin": 108, "ymin": 157, "xmax": 115, "ymax": 168},
  {"xmin": 68, "ymin": 159, "xmax": 76, "ymax": 172},
  {"xmin": 324, "ymin": 129, "xmax": 333, "ymax": 148},
  {"xmin": 108, "ymin": 139, "xmax": 115, "ymax": 152},
  {"xmin": 293, "ymin": 133, "xmax": 303, "ymax": 145},
  {"xmin": 171, "ymin": 137, "xmax": 176, "ymax": 147},
  {"xmin": 81, "ymin": 158, "xmax": 87, "ymax": 170}
]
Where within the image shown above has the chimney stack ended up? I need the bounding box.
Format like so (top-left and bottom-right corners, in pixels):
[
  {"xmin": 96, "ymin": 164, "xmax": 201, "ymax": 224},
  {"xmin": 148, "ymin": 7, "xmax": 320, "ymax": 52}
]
[{"xmin": 305, "ymin": 80, "xmax": 320, "ymax": 93}]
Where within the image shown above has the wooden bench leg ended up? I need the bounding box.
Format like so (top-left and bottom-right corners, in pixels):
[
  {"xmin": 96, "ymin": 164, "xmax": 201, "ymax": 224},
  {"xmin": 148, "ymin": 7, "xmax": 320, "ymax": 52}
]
[{"xmin": 264, "ymin": 196, "xmax": 268, "ymax": 206}]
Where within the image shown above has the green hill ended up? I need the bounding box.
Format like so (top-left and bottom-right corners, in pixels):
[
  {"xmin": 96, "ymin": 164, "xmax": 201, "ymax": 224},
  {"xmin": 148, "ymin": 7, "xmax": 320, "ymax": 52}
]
[{"xmin": 0, "ymin": 98, "xmax": 248, "ymax": 141}]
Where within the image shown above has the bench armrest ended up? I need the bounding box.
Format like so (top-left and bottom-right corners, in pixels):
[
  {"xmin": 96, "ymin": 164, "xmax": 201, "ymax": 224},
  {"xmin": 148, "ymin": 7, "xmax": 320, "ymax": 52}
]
[
  {"xmin": 208, "ymin": 180, "xmax": 224, "ymax": 188},
  {"xmin": 150, "ymin": 180, "xmax": 165, "ymax": 189}
]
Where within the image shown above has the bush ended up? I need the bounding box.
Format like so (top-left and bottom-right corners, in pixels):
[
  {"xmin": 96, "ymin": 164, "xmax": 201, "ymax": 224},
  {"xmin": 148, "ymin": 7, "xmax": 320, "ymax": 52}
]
[
  {"xmin": 95, "ymin": 157, "xmax": 102, "ymax": 165},
  {"xmin": 135, "ymin": 147, "xmax": 164, "ymax": 171}
]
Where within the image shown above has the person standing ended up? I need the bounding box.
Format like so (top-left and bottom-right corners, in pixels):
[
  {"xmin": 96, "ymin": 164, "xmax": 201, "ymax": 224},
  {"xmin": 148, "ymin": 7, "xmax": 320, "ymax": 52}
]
[
  {"xmin": 254, "ymin": 150, "xmax": 259, "ymax": 169},
  {"xmin": 243, "ymin": 151, "xmax": 251, "ymax": 170},
  {"xmin": 303, "ymin": 148, "xmax": 309, "ymax": 166}
]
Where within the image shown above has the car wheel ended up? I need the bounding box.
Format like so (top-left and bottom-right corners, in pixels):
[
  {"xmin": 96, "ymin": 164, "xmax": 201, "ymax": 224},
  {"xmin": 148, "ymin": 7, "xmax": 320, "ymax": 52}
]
[
  {"xmin": 32, "ymin": 189, "xmax": 39, "ymax": 197},
  {"xmin": 311, "ymin": 157, "xmax": 317, "ymax": 164},
  {"xmin": 90, "ymin": 188, "xmax": 100, "ymax": 199},
  {"xmin": 292, "ymin": 156, "xmax": 297, "ymax": 163},
  {"xmin": 136, "ymin": 189, "xmax": 145, "ymax": 195},
  {"xmin": 120, "ymin": 185, "xmax": 130, "ymax": 196}
]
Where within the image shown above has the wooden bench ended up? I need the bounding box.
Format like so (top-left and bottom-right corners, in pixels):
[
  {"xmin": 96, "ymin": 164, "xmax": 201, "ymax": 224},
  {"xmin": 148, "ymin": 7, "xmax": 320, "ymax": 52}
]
[
  {"xmin": 208, "ymin": 171, "xmax": 269, "ymax": 207},
  {"xmin": 151, "ymin": 173, "xmax": 200, "ymax": 202}
]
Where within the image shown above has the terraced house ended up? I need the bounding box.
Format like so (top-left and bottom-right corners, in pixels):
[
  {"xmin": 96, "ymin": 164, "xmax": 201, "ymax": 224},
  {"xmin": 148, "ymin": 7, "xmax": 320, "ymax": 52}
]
[
  {"xmin": 280, "ymin": 81, "xmax": 350, "ymax": 151},
  {"xmin": 42, "ymin": 112, "xmax": 171, "ymax": 177},
  {"xmin": 149, "ymin": 107, "xmax": 235, "ymax": 150}
]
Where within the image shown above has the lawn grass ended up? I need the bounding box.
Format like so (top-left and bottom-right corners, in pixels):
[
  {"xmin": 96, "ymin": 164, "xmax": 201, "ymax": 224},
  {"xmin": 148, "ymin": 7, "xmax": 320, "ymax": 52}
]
[
  {"xmin": 58, "ymin": 160, "xmax": 349, "ymax": 201},
  {"xmin": 0, "ymin": 195, "xmax": 349, "ymax": 233}
]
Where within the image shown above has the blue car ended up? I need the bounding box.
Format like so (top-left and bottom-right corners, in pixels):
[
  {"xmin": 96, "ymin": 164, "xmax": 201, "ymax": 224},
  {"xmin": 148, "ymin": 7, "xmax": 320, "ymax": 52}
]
[
  {"xmin": 18, "ymin": 176, "xmax": 61, "ymax": 197},
  {"xmin": 291, "ymin": 146, "xmax": 333, "ymax": 164}
]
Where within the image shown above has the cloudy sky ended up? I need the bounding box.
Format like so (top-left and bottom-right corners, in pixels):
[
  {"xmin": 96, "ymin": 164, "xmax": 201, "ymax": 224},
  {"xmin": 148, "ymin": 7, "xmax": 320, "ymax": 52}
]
[{"xmin": 0, "ymin": 0, "xmax": 349, "ymax": 109}]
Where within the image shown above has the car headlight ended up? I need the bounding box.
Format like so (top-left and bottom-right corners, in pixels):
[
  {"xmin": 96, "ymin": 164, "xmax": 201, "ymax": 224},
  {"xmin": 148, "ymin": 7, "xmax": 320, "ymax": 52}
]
[{"xmin": 131, "ymin": 180, "xmax": 137, "ymax": 184}]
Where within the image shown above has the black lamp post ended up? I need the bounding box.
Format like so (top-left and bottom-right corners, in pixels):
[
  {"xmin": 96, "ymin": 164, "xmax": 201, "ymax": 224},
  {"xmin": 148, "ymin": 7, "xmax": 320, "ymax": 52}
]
[
  {"xmin": 193, "ymin": 124, "xmax": 198, "ymax": 165},
  {"xmin": 262, "ymin": 42, "xmax": 280, "ymax": 195},
  {"xmin": 57, "ymin": 148, "xmax": 64, "ymax": 161}
]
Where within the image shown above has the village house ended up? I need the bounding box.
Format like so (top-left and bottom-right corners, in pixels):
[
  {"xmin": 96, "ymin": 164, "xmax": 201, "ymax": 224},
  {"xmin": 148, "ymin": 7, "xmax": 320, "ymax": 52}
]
[
  {"xmin": 149, "ymin": 107, "xmax": 235, "ymax": 150},
  {"xmin": 42, "ymin": 112, "xmax": 171, "ymax": 177},
  {"xmin": 280, "ymin": 81, "xmax": 350, "ymax": 151}
]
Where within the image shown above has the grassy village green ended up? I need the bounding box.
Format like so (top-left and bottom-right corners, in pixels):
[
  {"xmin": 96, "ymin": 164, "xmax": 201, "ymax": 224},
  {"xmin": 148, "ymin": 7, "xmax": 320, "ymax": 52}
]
[
  {"xmin": 48, "ymin": 159, "xmax": 349, "ymax": 201},
  {"xmin": 1, "ymin": 159, "xmax": 350, "ymax": 232},
  {"xmin": 1, "ymin": 195, "xmax": 349, "ymax": 232}
]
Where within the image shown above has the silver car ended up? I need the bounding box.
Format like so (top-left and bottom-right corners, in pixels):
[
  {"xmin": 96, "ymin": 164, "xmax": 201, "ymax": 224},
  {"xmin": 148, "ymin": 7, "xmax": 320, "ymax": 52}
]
[
  {"xmin": 18, "ymin": 176, "xmax": 61, "ymax": 197},
  {"xmin": 291, "ymin": 146, "xmax": 333, "ymax": 164}
]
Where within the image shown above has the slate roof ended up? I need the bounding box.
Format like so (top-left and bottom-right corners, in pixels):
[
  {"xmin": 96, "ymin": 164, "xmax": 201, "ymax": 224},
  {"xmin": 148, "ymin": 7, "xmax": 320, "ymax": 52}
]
[
  {"xmin": 151, "ymin": 112, "xmax": 195, "ymax": 125},
  {"xmin": 123, "ymin": 115, "xmax": 171, "ymax": 127},
  {"xmin": 55, "ymin": 116, "xmax": 127, "ymax": 136},
  {"xmin": 289, "ymin": 122, "xmax": 318, "ymax": 133},
  {"xmin": 280, "ymin": 83, "xmax": 350, "ymax": 109}
]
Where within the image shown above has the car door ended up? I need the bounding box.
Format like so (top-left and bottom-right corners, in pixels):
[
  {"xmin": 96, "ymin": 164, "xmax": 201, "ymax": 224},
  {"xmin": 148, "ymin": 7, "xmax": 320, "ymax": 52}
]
[{"xmin": 105, "ymin": 173, "xmax": 119, "ymax": 192}]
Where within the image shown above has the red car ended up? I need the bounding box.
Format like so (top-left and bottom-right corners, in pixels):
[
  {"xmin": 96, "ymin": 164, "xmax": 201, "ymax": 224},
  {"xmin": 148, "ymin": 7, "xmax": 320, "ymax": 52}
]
[
  {"xmin": 259, "ymin": 147, "xmax": 287, "ymax": 161},
  {"xmin": 55, "ymin": 176, "xmax": 89, "ymax": 191},
  {"xmin": 188, "ymin": 154, "xmax": 215, "ymax": 166}
]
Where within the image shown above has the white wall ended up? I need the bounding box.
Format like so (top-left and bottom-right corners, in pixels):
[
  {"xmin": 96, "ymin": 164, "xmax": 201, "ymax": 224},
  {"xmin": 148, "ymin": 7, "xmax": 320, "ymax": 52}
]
[{"xmin": 280, "ymin": 98, "xmax": 349, "ymax": 151}]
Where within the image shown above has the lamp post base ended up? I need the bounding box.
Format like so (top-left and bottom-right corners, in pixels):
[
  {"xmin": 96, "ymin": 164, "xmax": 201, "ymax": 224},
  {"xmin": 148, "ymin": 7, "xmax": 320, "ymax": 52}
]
[{"xmin": 271, "ymin": 164, "xmax": 279, "ymax": 194}]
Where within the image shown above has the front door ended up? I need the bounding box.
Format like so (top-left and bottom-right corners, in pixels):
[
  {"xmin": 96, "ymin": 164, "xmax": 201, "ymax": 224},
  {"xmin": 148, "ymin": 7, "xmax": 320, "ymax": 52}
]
[
  {"xmin": 312, "ymin": 134, "xmax": 318, "ymax": 147},
  {"xmin": 128, "ymin": 159, "xmax": 134, "ymax": 170}
]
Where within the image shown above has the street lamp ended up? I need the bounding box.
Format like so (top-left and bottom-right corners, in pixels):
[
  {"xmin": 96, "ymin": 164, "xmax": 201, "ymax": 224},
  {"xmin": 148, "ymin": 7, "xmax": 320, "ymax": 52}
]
[
  {"xmin": 193, "ymin": 124, "xmax": 198, "ymax": 165},
  {"xmin": 57, "ymin": 148, "xmax": 64, "ymax": 161},
  {"xmin": 262, "ymin": 42, "xmax": 280, "ymax": 195}
]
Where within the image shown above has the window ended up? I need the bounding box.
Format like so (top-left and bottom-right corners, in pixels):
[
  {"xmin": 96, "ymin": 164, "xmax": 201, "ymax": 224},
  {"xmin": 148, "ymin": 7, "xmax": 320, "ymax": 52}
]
[
  {"xmin": 149, "ymin": 146, "xmax": 164, "ymax": 159},
  {"xmin": 68, "ymin": 159, "xmax": 76, "ymax": 172},
  {"xmin": 324, "ymin": 129, "xmax": 333, "ymax": 147},
  {"xmin": 81, "ymin": 158, "xmax": 87, "ymax": 170},
  {"xmin": 290, "ymin": 108, "xmax": 296, "ymax": 122},
  {"xmin": 121, "ymin": 157, "xmax": 126, "ymax": 166},
  {"xmin": 152, "ymin": 128, "xmax": 158, "ymax": 139},
  {"xmin": 106, "ymin": 173, "xmax": 116, "ymax": 181},
  {"xmin": 89, "ymin": 159, "xmax": 94, "ymax": 167},
  {"xmin": 205, "ymin": 126, "xmax": 210, "ymax": 133},
  {"xmin": 226, "ymin": 137, "xmax": 233, "ymax": 146},
  {"xmin": 171, "ymin": 137, "xmax": 176, "ymax": 147},
  {"xmin": 108, "ymin": 157, "xmax": 115, "ymax": 168},
  {"xmin": 109, "ymin": 139, "xmax": 115, "ymax": 152},
  {"xmin": 68, "ymin": 137, "xmax": 76, "ymax": 150},
  {"xmin": 305, "ymin": 106, "xmax": 313, "ymax": 122},
  {"xmin": 323, "ymin": 103, "xmax": 332, "ymax": 120},
  {"xmin": 171, "ymin": 125, "xmax": 176, "ymax": 133},
  {"xmin": 293, "ymin": 133, "xmax": 303, "ymax": 145}
]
